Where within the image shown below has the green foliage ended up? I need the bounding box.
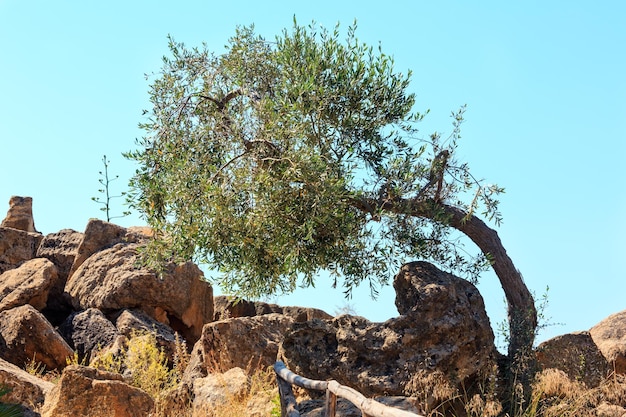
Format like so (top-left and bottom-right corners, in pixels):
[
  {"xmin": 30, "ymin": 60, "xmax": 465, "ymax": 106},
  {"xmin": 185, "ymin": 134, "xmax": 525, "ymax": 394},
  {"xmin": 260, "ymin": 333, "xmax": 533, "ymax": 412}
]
[
  {"xmin": 125, "ymin": 333, "xmax": 173, "ymax": 399},
  {"xmin": 92, "ymin": 155, "xmax": 131, "ymax": 222},
  {"xmin": 126, "ymin": 19, "xmax": 504, "ymax": 299},
  {"xmin": 0, "ymin": 386, "xmax": 22, "ymax": 417}
]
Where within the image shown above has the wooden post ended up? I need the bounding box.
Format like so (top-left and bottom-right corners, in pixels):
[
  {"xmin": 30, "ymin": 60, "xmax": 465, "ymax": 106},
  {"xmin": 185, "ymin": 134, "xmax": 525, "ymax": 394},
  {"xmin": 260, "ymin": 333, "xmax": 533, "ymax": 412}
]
[
  {"xmin": 276, "ymin": 374, "xmax": 300, "ymax": 417},
  {"xmin": 324, "ymin": 388, "xmax": 337, "ymax": 417}
]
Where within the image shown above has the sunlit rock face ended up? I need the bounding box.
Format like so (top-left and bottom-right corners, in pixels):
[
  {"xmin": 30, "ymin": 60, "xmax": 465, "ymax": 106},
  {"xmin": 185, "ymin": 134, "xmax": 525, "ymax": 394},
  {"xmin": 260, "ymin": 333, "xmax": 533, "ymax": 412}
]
[{"xmin": 280, "ymin": 261, "xmax": 497, "ymax": 397}]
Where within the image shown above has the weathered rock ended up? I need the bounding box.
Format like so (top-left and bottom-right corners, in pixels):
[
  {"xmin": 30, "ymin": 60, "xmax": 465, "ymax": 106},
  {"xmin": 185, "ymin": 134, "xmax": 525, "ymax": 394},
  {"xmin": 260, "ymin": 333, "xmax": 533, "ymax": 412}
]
[
  {"xmin": 115, "ymin": 308, "xmax": 183, "ymax": 363},
  {"xmin": 213, "ymin": 296, "xmax": 259, "ymax": 320},
  {"xmin": 0, "ymin": 304, "xmax": 73, "ymax": 370},
  {"xmin": 36, "ymin": 229, "xmax": 82, "ymax": 278},
  {"xmin": 0, "ymin": 357, "xmax": 54, "ymax": 412},
  {"xmin": 0, "ymin": 258, "xmax": 58, "ymax": 313},
  {"xmin": 280, "ymin": 261, "xmax": 496, "ymax": 397},
  {"xmin": 87, "ymin": 334, "xmax": 128, "ymax": 370},
  {"xmin": 1, "ymin": 196, "xmax": 37, "ymax": 233},
  {"xmin": 590, "ymin": 310, "xmax": 626, "ymax": 374},
  {"xmin": 254, "ymin": 301, "xmax": 284, "ymax": 316},
  {"xmin": 0, "ymin": 226, "xmax": 43, "ymax": 275},
  {"xmin": 282, "ymin": 306, "xmax": 333, "ymax": 322},
  {"xmin": 213, "ymin": 296, "xmax": 332, "ymax": 322},
  {"xmin": 181, "ymin": 339, "xmax": 208, "ymax": 387},
  {"xmin": 36, "ymin": 229, "xmax": 83, "ymax": 316},
  {"xmin": 536, "ymin": 331, "xmax": 609, "ymax": 387},
  {"xmin": 126, "ymin": 225, "xmax": 154, "ymax": 238},
  {"xmin": 66, "ymin": 242, "xmax": 213, "ymax": 344},
  {"xmin": 67, "ymin": 219, "xmax": 128, "ymax": 279},
  {"xmin": 58, "ymin": 308, "xmax": 120, "ymax": 362},
  {"xmin": 40, "ymin": 365, "xmax": 154, "ymax": 417},
  {"xmin": 191, "ymin": 367, "xmax": 249, "ymax": 415},
  {"xmin": 196, "ymin": 313, "xmax": 293, "ymax": 373}
]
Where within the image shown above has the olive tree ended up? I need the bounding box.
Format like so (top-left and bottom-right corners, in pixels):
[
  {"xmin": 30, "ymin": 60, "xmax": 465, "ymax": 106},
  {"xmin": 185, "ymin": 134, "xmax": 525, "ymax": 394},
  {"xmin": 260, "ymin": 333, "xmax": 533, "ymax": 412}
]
[{"xmin": 126, "ymin": 21, "xmax": 536, "ymax": 362}]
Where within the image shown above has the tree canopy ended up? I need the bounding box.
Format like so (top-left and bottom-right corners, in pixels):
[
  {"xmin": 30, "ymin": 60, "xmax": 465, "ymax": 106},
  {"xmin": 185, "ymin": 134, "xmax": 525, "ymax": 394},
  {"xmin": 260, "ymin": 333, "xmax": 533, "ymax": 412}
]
[{"xmin": 126, "ymin": 20, "xmax": 535, "ymax": 359}]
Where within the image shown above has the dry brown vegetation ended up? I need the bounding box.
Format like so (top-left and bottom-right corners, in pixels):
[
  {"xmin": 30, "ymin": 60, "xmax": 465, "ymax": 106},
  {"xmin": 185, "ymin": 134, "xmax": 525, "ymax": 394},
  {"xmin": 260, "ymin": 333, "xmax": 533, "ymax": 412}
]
[{"xmin": 404, "ymin": 365, "xmax": 626, "ymax": 417}]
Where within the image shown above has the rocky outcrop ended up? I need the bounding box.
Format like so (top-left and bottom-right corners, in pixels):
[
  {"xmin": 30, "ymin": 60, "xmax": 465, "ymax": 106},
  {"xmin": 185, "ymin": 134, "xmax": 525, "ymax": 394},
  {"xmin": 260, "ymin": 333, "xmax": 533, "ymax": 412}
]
[
  {"xmin": 0, "ymin": 226, "xmax": 43, "ymax": 275},
  {"xmin": 280, "ymin": 261, "xmax": 496, "ymax": 397},
  {"xmin": 0, "ymin": 357, "xmax": 54, "ymax": 412},
  {"xmin": 213, "ymin": 296, "xmax": 277, "ymax": 320},
  {"xmin": 0, "ymin": 304, "xmax": 74, "ymax": 370},
  {"xmin": 1, "ymin": 196, "xmax": 37, "ymax": 233},
  {"xmin": 536, "ymin": 331, "xmax": 609, "ymax": 387},
  {"xmin": 40, "ymin": 365, "xmax": 155, "ymax": 417},
  {"xmin": 0, "ymin": 258, "xmax": 58, "ymax": 313},
  {"xmin": 36, "ymin": 229, "xmax": 83, "ymax": 279},
  {"xmin": 213, "ymin": 295, "xmax": 332, "ymax": 322},
  {"xmin": 283, "ymin": 306, "xmax": 333, "ymax": 322},
  {"xmin": 66, "ymin": 242, "xmax": 213, "ymax": 344},
  {"xmin": 36, "ymin": 229, "xmax": 83, "ymax": 316},
  {"xmin": 13, "ymin": 196, "xmax": 623, "ymax": 416},
  {"xmin": 67, "ymin": 219, "xmax": 129, "ymax": 279},
  {"xmin": 590, "ymin": 310, "xmax": 626, "ymax": 374},
  {"xmin": 196, "ymin": 313, "xmax": 294, "ymax": 373}
]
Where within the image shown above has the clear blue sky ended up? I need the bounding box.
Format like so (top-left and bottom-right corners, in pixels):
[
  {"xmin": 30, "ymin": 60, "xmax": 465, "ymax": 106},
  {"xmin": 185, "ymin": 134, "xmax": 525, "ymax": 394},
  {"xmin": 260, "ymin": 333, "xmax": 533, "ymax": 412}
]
[{"xmin": 1, "ymin": 1, "xmax": 624, "ymax": 346}]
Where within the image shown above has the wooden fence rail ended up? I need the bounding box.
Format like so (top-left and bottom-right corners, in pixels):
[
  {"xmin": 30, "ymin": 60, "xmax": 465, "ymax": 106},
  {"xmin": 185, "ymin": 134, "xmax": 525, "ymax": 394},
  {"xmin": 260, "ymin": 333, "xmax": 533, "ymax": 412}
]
[{"xmin": 273, "ymin": 361, "xmax": 425, "ymax": 417}]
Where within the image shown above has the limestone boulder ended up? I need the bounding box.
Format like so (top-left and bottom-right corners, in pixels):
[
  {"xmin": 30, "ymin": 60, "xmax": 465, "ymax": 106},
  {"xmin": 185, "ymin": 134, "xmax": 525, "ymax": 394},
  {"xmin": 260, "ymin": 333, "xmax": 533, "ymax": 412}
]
[
  {"xmin": 0, "ymin": 227, "xmax": 43, "ymax": 275},
  {"xmin": 280, "ymin": 261, "xmax": 496, "ymax": 397},
  {"xmin": 67, "ymin": 219, "xmax": 129, "ymax": 279},
  {"xmin": 40, "ymin": 365, "xmax": 154, "ymax": 417},
  {"xmin": 536, "ymin": 331, "xmax": 609, "ymax": 387},
  {"xmin": 36, "ymin": 229, "xmax": 83, "ymax": 279},
  {"xmin": 1, "ymin": 196, "xmax": 37, "ymax": 233},
  {"xmin": 0, "ymin": 304, "xmax": 73, "ymax": 370},
  {"xmin": 590, "ymin": 310, "xmax": 626, "ymax": 374},
  {"xmin": 282, "ymin": 306, "xmax": 333, "ymax": 322},
  {"xmin": 213, "ymin": 295, "xmax": 332, "ymax": 322},
  {"xmin": 0, "ymin": 258, "xmax": 58, "ymax": 313},
  {"xmin": 66, "ymin": 242, "xmax": 213, "ymax": 344},
  {"xmin": 0, "ymin": 357, "xmax": 54, "ymax": 412},
  {"xmin": 214, "ymin": 296, "xmax": 262, "ymax": 320},
  {"xmin": 191, "ymin": 367, "xmax": 250, "ymax": 415},
  {"xmin": 195, "ymin": 313, "xmax": 293, "ymax": 373},
  {"xmin": 36, "ymin": 229, "xmax": 83, "ymax": 316},
  {"xmin": 58, "ymin": 308, "xmax": 120, "ymax": 362}
]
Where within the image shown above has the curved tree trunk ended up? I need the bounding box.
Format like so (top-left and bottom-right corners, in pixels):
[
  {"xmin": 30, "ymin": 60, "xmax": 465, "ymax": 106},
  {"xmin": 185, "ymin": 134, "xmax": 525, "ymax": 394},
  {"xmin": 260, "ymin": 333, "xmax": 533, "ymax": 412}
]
[
  {"xmin": 352, "ymin": 195, "xmax": 537, "ymax": 360},
  {"xmin": 436, "ymin": 203, "xmax": 537, "ymax": 359}
]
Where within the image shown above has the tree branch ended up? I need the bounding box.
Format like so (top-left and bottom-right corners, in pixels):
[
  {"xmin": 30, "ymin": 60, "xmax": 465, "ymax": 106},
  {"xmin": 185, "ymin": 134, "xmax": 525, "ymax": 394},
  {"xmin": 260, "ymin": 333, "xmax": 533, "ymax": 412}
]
[
  {"xmin": 199, "ymin": 88, "xmax": 244, "ymax": 110},
  {"xmin": 348, "ymin": 193, "xmax": 537, "ymax": 356}
]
